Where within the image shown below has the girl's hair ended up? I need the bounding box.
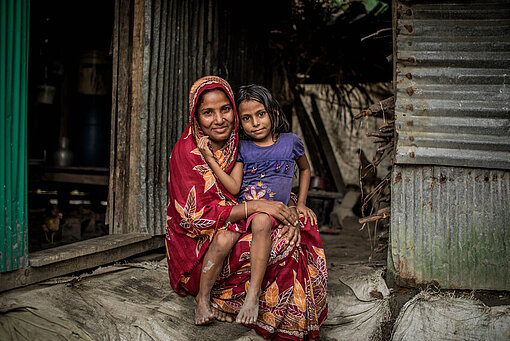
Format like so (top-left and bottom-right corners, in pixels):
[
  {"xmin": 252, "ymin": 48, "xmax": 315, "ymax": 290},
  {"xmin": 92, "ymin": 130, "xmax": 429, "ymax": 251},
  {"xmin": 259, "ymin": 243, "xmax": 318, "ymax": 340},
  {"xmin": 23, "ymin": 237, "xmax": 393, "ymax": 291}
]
[{"xmin": 236, "ymin": 85, "xmax": 290, "ymax": 139}]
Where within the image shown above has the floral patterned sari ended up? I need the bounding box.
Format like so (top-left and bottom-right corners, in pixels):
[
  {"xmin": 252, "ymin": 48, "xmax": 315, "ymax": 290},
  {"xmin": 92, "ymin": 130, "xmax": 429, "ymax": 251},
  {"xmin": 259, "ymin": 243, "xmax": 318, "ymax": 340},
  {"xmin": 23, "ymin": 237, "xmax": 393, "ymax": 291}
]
[{"xmin": 166, "ymin": 76, "xmax": 328, "ymax": 340}]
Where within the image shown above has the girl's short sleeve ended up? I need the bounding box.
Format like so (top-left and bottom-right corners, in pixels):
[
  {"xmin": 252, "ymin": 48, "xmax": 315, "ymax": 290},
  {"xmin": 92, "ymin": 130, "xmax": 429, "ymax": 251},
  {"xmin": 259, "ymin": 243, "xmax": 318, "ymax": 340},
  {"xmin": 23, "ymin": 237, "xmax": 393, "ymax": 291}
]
[
  {"xmin": 292, "ymin": 134, "xmax": 305, "ymax": 160},
  {"xmin": 237, "ymin": 141, "xmax": 245, "ymax": 163}
]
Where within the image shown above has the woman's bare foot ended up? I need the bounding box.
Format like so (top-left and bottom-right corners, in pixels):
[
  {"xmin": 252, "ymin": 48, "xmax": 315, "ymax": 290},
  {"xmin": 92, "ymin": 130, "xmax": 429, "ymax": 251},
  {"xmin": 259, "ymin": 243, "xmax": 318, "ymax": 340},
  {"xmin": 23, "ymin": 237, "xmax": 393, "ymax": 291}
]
[
  {"xmin": 236, "ymin": 290, "xmax": 260, "ymax": 325},
  {"xmin": 195, "ymin": 296, "xmax": 214, "ymax": 325},
  {"xmin": 212, "ymin": 307, "xmax": 233, "ymax": 322}
]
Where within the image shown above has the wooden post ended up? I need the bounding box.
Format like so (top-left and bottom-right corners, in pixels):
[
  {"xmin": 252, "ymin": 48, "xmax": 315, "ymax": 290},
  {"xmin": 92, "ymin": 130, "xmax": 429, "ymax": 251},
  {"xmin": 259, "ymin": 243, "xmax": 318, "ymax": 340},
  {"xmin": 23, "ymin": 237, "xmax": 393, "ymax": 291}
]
[
  {"xmin": 293, "ymin": 91, "xmax": 332, "ymax": 183},
  {"xmin": 310, "ymin": 94, "xmax": 346, "ymax": 194}
]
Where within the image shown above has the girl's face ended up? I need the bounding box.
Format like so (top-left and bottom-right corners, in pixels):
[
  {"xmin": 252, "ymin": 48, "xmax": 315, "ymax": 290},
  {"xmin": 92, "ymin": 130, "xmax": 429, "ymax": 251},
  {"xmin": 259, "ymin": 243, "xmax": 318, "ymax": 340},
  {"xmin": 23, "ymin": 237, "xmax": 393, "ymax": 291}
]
[
  {"xmin": 238, "ymin": 99, "xmax": 273, "ymax": 145},
  {"xmin": 196, "ymin": 89, "xmax": 235, "ymax": 151}
]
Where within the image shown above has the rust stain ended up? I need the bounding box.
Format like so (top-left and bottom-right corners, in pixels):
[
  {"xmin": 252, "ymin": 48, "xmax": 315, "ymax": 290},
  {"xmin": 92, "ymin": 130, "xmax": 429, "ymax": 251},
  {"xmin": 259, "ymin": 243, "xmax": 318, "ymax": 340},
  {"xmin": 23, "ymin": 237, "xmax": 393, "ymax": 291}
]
[
  {"xmin": 405, "ymin": 73, "xmax": 413, "ymax": 80},
  {"xmin": 404, "ymin": 24, "xmax": 413, "ymax": 33},
  {"xmin": 405, "ymin": 9, "xmax": 413, "ymax": 16},
  {"xmin": 406, "ymin": 104, "xmax": 414, "ymax": 111},
  {"xmin": 484, "ymin": 173, "xmax": 489, "ymax": 182},
  {"xmin": 428, "ymin": 201, "xmax": 433, "ymax": 211},
  {"xmin": 398, "ymin": 57, "xmax": 416, "ymax": 64},
  {"xmin": 430, "ymin": 168, "xmax": 437, "ymax": 191},
  {"xmin": 408, "ymin": 41, "xmax": 412, "ymax": 46},
  {"xmin": 493, "ymin": 174, "xmax": 498, "ymax": 182},
  {"xmin": 393, "ymin": 259, "xmax": 431, "ymax": 288},
  {"xmin": 395, "ymin": 172, "xmax": 402, "ymax": 183},
  {"xmin": 406, "ymin": 87, "xmax": 414, "ymax": 96},
  {"xmin": 439, "ymin": 173, "xmax": 447, "ymax": 184},
  {"xmin": 409, "ymin": 151, "xmax": 415, "ymax": 158},
  {"xmin": 407, "ymin": 120, "xmax": 414, "ymax": 126},
  {"xmin": 409, "ymin": 136, "xmax": 415, "ymax": 142}
]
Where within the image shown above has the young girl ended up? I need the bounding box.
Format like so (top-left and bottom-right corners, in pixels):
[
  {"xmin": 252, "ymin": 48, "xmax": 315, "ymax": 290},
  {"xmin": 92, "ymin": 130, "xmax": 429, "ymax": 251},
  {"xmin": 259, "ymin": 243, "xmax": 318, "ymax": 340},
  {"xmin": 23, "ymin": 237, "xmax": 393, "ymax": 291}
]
[{"xmin": 198, "ymin": 84, "xmax": 317, "ymax": 325}]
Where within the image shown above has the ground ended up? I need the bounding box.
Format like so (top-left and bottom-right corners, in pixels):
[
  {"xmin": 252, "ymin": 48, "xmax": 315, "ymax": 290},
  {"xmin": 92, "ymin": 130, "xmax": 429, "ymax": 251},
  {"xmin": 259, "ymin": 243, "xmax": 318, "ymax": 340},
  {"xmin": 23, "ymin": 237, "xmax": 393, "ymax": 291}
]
[{"xmin": 1, "ymin": 215, "xmax": 509, "ymax": 340}]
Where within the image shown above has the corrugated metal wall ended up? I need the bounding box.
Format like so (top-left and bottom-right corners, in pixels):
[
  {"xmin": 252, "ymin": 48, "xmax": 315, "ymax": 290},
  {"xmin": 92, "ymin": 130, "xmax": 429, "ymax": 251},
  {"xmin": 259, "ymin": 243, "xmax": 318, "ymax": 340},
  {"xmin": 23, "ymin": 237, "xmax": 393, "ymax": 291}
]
[
  {"xmin": 394, "ymin": 0, "xmax": 510, "ymax": 169},
  {"xmin": 390, "ymin": 165, "xmax": 509, "ymax": 290},
  {"xmin": 0, "ymin": 0, "xmax": 29, "ymax": 272},
  {"xmin": 110, "ymin": 0, "xmax": 271, "ymax": 234},
  {"xmin": 391, "ymin": 0, "xmax": 510, "ymax": 289}
]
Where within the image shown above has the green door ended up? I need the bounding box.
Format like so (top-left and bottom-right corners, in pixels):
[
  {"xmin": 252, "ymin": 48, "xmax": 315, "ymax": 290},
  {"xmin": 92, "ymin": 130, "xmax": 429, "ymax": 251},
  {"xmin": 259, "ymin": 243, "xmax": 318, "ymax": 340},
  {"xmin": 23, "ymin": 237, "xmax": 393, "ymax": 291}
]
[{"xmin": 1, "ymin": 0, "xmax": 29, "ymax": 272}]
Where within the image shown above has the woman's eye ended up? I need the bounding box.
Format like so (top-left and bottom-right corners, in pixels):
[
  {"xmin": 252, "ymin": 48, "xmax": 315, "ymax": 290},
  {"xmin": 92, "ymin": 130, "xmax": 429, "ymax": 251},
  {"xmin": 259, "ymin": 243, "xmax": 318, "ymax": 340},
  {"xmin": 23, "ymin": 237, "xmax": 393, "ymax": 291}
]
[
  {"xmin": 222, "ymin": 106, "xmax": 232, "ymax": 113},
  {"xmin": 202, "ymin": 110, "xmax": 211, "ymax": 116}
]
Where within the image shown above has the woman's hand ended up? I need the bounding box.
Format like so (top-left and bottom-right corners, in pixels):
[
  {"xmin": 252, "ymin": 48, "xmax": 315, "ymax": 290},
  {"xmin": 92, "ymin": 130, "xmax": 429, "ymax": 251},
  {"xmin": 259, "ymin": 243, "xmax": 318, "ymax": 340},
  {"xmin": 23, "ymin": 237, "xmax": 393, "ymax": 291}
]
[
  {"xmin": 278, "ymin": 221, "xmax": 301, "ymax": 247},
  {"xmin": 296, "ymin": 203, "xmax": 317, "ymax": 226},
  {"xmin": 197, "ymin": 136, "xmax": 214, "ymax": 160},
  {"xmin": 251, "ymin": 200, "xmax": 299, "ymax": 227}
]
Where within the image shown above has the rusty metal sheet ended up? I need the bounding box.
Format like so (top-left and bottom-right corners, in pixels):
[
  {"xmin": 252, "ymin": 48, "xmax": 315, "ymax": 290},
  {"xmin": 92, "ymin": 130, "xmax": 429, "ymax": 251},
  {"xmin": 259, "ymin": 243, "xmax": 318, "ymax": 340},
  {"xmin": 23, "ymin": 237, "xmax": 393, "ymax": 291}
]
[
  {"xmin": 390, "ymin": 164, "xmax": 510, "ymax": 290},
  {"xmin": 136, "ymin": 0, "xmax": 271, "ymax": 235},
  {"xmin": 393, "ymin": 0, "xmax": 510, "ymax": 170}
]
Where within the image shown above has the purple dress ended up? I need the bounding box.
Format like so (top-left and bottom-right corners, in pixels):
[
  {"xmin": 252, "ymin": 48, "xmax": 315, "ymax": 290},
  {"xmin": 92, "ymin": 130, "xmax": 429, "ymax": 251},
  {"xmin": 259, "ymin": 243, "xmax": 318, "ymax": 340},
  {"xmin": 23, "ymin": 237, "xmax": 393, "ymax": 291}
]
[{"xmin": 237, "ymin": 133, "xmax": 305, "ymax": 205}]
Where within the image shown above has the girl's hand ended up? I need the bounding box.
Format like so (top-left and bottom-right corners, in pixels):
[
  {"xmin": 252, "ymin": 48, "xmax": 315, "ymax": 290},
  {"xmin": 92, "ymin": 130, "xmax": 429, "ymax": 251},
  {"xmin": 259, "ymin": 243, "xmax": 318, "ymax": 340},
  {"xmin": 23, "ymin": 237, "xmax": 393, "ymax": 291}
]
[
  {"xmin": 197, "ymin": 136, "xmax": 214, "ymax": 160},
  {"xmin": 297, "ymin": 203, "xmax": 317, "ymax": 226}
]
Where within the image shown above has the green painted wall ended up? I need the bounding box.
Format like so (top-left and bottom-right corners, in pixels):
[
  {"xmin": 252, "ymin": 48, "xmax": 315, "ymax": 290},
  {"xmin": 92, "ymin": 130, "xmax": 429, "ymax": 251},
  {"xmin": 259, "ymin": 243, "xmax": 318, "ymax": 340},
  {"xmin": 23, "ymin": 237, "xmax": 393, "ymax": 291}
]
[{"xmin": 1, "ymin": 0, "xmax": 29, "ymax": 272}]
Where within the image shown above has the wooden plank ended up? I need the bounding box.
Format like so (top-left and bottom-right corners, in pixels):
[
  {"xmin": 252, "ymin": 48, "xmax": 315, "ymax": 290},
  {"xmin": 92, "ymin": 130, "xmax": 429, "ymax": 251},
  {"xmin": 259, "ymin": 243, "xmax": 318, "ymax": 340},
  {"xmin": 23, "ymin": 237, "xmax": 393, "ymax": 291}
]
[
  {"xmin": 29, "ymin": 234, "xmax": 152, "ymax": 267},
  {"xmin": 310, "ymin": 94, "xmax": 346, "ymax": 194},
  {"xmin": 112, "ymin": 0, "xmax": 133, "ymax": 234},
  {"xmin": 292, "ymin": 92, "xmax": 331, "ymax": 181},
  {"xmin": 308, "ymin": 190, "xmax": 344, "ymax": 200},
  {"xmin": 41, "ymin": 172, "xmax": 109, "ymax": 186},
  {"xmin": 0, "ymin": 235, "xmax": 164, "ymax": 292},
  {"xmin": 108, "ymin": 0, "xmax": 121, "ymax": 231},
  {"xmin": 126, "ymin": 0, "xmax": 145, "ymax": 234}
]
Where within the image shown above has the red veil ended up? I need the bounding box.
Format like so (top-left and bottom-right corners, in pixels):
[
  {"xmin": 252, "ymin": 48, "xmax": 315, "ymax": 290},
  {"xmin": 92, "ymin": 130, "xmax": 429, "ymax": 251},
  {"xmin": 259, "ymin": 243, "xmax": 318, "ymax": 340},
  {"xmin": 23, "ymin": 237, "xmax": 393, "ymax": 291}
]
[{"xmin": 166, "ymin": 76, "xmax": 242, "ymax": 293}]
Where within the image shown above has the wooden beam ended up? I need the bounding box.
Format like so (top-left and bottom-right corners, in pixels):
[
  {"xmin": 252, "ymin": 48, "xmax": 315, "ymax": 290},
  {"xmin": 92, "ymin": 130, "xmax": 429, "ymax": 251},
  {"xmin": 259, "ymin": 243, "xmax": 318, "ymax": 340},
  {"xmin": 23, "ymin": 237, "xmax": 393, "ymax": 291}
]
[
  {"xmin": 0, "ymin": 234, "xmax": 164, "ymax": 292},
  {"xmin": 41, "ymin": 172, "xmax": 108, "ymax": 186},
  {"xmin": 309, "ymin": 94, "xmax": 346, "ymax": 194},
  {"xmin": 292, "ymin": 91, "xmax": 332, "ymax": 182}
]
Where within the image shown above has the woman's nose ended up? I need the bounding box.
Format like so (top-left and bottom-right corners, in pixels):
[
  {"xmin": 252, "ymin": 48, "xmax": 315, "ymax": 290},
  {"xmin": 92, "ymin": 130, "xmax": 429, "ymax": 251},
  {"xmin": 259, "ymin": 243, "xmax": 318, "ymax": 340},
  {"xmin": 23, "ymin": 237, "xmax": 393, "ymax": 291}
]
[
  {"xmin": 252, "ymin": 117, "xmax": 259, "ymax": 126},
  {"xmin": 213, "ymin": 111, "xmax": 223, "ymax": 123}
]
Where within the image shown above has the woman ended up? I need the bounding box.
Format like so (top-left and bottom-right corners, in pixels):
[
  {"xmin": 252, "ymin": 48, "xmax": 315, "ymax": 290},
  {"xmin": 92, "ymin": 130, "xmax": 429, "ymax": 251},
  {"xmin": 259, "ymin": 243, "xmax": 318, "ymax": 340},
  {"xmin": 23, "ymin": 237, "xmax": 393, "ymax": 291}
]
[{"xmin": 166, "ymin": 76, "xmax": 328, "ymax": 340}]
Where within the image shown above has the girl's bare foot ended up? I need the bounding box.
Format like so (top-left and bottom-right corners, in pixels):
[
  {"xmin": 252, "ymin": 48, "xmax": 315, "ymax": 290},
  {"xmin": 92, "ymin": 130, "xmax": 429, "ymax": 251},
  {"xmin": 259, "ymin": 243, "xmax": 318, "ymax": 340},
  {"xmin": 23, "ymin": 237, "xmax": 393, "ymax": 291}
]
[
  {"xmin": 212, "ymin": 307, "xmax": 233, "ymax": 322},
  {"xmin": 236, "ymin": 290, "xmax": 260, "ymax": 325},
  {"xmin": 195, "ymin": 296, "xmax": 214, "ymax": 325}
]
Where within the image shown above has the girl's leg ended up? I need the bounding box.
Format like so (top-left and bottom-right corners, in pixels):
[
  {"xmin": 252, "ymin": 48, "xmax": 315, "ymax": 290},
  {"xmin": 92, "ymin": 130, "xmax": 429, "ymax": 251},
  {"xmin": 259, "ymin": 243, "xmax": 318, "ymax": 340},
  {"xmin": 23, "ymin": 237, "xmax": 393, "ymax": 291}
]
[
  {"xmin": 195, "ymin": 229, "xmax": 240, "ymax": 325},
  {"xmin": 236, "ymin": 213, "xmax": 272, "ymax": 324}
]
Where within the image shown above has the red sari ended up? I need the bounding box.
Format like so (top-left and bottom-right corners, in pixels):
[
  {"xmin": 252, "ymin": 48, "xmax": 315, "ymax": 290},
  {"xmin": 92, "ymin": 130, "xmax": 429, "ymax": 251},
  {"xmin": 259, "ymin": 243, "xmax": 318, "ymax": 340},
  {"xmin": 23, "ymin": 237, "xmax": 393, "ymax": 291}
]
[{"xmin": 166, "ymin": 76, "xmax": 328, "ymax": 340}]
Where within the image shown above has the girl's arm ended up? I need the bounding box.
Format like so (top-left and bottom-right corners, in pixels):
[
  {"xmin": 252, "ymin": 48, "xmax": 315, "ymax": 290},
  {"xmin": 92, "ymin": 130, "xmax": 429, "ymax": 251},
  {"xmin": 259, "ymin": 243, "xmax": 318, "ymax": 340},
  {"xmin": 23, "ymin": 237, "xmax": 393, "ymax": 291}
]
[
  {"xmin": 198, "ymin": 136, "xmax": 243, "ymax": 195},
  {"xmin": 295, "ymin": 154, "xmax": 317, "ymax": 225}
]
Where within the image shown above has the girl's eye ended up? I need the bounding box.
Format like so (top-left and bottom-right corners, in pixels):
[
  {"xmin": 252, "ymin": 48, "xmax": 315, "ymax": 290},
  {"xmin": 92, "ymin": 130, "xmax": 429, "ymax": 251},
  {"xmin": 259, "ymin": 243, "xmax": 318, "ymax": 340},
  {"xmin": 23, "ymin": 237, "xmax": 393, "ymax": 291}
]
[
  {"xmin": 241, "ymin": 116, "xmax": 250, "ymax": 121},
  {"xmin": 258, "ymin": 111, "xmax": 266, "ymax": 117}
]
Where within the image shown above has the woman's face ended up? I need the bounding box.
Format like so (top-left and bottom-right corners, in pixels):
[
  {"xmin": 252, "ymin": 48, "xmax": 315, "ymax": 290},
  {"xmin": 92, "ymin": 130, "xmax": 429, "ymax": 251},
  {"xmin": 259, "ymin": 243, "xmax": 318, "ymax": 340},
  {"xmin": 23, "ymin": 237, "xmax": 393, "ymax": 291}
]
[{"xmin": 196, "ymin": 89, "xmax": 235, "ymax": 151}]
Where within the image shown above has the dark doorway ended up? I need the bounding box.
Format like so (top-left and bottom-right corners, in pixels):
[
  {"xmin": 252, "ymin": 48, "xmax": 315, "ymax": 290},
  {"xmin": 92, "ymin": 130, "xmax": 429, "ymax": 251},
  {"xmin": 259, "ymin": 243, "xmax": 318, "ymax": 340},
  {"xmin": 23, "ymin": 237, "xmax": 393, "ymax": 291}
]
[{"xmin": 27, "ymin": 0, "xmax": 114, "ymax": 252}]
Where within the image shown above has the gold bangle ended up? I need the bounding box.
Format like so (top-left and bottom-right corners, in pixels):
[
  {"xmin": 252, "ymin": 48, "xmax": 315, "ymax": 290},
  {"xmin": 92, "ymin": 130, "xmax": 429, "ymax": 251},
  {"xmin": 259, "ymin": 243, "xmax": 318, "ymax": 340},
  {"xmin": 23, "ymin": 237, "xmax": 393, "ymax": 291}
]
[
  {"xmin": 288, "ymin": 206, "xmax": 297, "ymax": 208},
  {"xmin": 244, "ymin": 201, "xmax": 248, "ymax": 219}
]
